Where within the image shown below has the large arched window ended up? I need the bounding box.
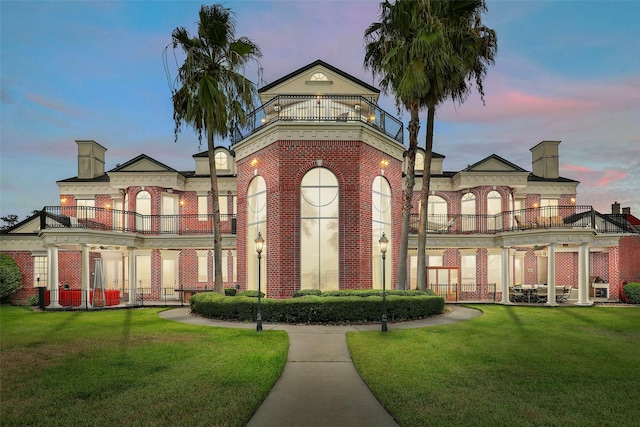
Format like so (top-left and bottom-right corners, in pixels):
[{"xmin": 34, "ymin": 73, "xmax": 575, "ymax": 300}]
[
  {"xmin": 247, "ymin": 176, "xmax": 266, "ymax": 291},
  {"xmin": 136, "ymin": 191, "xmax": 151, "ymax": 231},
  {"xmin": 487, "ymin": 190, "xmax": 502, "ymax": 231},
  {"xmin": 461, "ymin": 192, "xmax": 476, "ymax": 232},
  {"xmin": 301, "ymin": 168, "xmax": 339, "ymax": 290},
  {"xmin": 372, "ymin": 176, "xmax": 392, "ymax": 289}
]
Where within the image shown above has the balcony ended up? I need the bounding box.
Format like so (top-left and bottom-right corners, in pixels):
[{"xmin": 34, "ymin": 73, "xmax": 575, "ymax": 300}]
[
  {"xmin": 41, "ymin": 206, "xmax": 236, "ymax": 236},
  {"xmin": 410, "ymin": 205, "xmax": 640, "ymax": 235},
  {"xmin": 39, "ymin": 205, "xmax": 638, "ymax": 237},
  {"xmin": 231, "ymin": 95, "xmax": 404, "ymax": 145}
]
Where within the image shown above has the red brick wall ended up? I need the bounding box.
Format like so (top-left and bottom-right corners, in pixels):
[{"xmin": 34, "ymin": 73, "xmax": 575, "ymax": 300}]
[{"xmin": 236, "ymin": 139, "xmax": 402, "ymax": 298}]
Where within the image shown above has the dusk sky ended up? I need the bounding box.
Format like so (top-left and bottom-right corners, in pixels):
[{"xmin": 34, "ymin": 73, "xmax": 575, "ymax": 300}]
[{"xmin": 1, "ymin": 0, "xmax": 639, "ymax": 222}]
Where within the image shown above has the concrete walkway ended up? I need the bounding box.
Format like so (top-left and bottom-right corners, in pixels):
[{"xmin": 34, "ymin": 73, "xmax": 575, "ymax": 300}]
[{"xmin": 159, "ymin": 305, "xmax": 481, "ymax": 427}]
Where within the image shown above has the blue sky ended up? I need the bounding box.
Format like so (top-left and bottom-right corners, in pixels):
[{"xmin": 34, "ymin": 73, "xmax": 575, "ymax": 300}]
[{"xmin": 1, "ymin": 0, "xmax": 639, "ymax": 221}]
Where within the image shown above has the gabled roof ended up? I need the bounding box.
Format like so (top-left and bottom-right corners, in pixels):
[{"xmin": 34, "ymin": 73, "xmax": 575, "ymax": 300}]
[
  {"xmin": 258, "ymin": 59, "xmax": 379, "ymax": 94},
  {"xmin": 463, "ymin": 154, "xmax": 528, "ymax": 173},
  {"xmin": 108, "ymin": 154, "xmax": 178, "ymax": 173},
  {"xmin": 1, "ymin": 212, "xmax": 40, "ymax": 235}
]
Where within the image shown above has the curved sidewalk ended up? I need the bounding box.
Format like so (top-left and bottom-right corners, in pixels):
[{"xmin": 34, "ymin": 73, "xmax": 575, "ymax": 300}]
[{"xmin": 159, "ymin": 305, "xmax": 481, "ymax": 427}]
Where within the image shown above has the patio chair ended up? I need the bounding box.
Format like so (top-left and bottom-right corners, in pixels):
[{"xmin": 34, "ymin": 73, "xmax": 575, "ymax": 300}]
[
  {"xmin": 558, "ymin": 286, "xmax": 572, "ymax": 303},
  {"xmin": 511, "ymin": 286, "xmax": 525, "ymax": 303},
  {"xmin": 536, "ymin": 286, "xmax": 548, "ymax": 303}
]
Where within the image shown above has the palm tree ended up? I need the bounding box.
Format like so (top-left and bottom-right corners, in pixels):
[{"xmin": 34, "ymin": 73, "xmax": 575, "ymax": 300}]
[
  {"xmin": 365, "ymin": 0, "xmax": 496, "ymax": 291},
  {"xmin": 415, "ymin": 0, "xmax": 497, "ymax": 290},
  {"xmin": 168, "ymin": 4, "xmax": 261, "ymax": 294}
]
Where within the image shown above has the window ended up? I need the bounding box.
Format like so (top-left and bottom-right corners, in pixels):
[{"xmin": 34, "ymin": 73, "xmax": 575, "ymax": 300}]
[
  {"xmin": 415, "ymin": 151, "xmax": 424, "ymax": 173},
  {"xmin": 372, "ymin": 176, "xmax": 391, "ymax": 289},
  {"xmin": 198, "ymin": 195, "xmax": 208, "ymax": 221},
  {"xmin": 136, "ymin": 253, "xmax": 151, "ymax": 294},
  {"xmin": 487, "ymin": 190, "xmax": 502, "ymax": 230},
  {"xmin": 487, "ymin": 253, "xmax": 502, "ymax": 291},
  {"xmin": 77, "ymin": 199, "xmax": 95, "ymax": 219},
  {"xmin": 461, "ymin": 192, "xmax": 476, "ymax": 232},
  {"xmin": 247, "ymin": 176, "xmax": 266, "ymax": 291},
  {"xmin": 461, "ymin": 252, "xmax": 477, "ymax": 291},
  {"xmin": 33, "ymin": 255, "xmax": 47, "ymax": 287},
  {"xmin": 136, "ymin": 191, "xmax": 151, "ymax": 231},
  {"xmin": 215, "ymin": 151, "xmax": 228, "ymax": 170},
  {"xmin": 301, "ymin": 168, "xmax": 339, "ymax": 290},
  {"xmin": 197, "ymin": 251, "xmax": 208, "ymax": 282},
  {"xmin": 310, "ymin": 72, "xmax": 328, "ymax": 81},
  {"xmin": 219, "ymin": 195, "xmax": 228, "ymax": 216},
  {"xmin": 423, "ymin": 195, "xmax": 447, "ymax": 230},
  {"xmin": 541, "ymin": 198, "xmax": 559, "ymax": 217}
]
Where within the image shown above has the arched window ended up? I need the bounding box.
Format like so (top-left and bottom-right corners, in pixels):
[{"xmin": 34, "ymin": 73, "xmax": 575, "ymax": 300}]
[
  {"xmin": 247, "ymin": 176, "xmax": 266, "ymax": 291},
  {"xmin": 372, "ymin": 176, "xmax": 391, "ymax": 289},
  {"xmin": 461, "ymin": 192, "xmax": 476, "ymax": 232},
  {"xmin": 136, "ymin": 191, "xmax": 151, "ymax": 231},
  {"xmin": 487, "ymin": 190, "xmax": 502, "ymax": 230},
  {"xmin": 426, "ymin": 195, "xmax": 447, "ymax": 231},
  {"xmin": 301, "ymin": 168, "xmax": 339, "ymax": 290}
]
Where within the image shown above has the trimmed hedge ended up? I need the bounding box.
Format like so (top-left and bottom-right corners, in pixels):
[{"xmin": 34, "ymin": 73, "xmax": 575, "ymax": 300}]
[
  {"xmin": 622, "ymin": 282, "xmax": 640, "ymax": 304},
  {"xmin": 292, "ymin": 289, "xmax": 434, "ymax": 298},
  {"xmin": 190, "ymin": 292, "xmax": 445, "ymax": 324}
]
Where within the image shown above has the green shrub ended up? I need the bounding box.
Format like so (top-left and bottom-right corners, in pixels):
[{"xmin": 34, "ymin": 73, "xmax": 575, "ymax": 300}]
[
  {"xmin": 292, "ymin": 289, "xmax": 322, "ymax": 298},
  {"xmin": 236, "ymin": 290, "xmax": 265, "ymax": 298},
  {"xmin": 27, "ymin": 295, "xmax": 39, "ymax": 306},
  {"xmin": 190, "ymin": 292, "xmax": 445, "ymax": 324},
  {"xmin": 623, "ymin": 282, "xmax": 640, "ymax": 304},
  {"xmin": 224, "ymin": 288, "xmax": 237, "ymax": 296},
  {"xmin": 0, "ymin": 254, "xmax": 22, "ymax": 303},
  {"xmin": 320, "ymin": 289, "xmax": 434, "ymax": 297}
]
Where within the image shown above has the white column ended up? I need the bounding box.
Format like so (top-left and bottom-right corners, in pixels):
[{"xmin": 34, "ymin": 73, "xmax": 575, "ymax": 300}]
[
  {"xmin": 545, "ymin": 243, "xmax": 558, "ymax": 306},
  {"xmin": 127, "ymin": 248, "xmax": 137, "ymax": 305},
  {"xmin": 501, "ymin": 246, "xmax": 511, "ymax": 304},
  {"xmin": 47, "ymin": 245, "xmax": 60, "ymax": 308},
  {"xmin": 81, "ymin": 244, "xmax": 90, "ymax": 307},
  {"xmin": 577, "ymin": 243, "xmax": 593, "ymax": 306}
]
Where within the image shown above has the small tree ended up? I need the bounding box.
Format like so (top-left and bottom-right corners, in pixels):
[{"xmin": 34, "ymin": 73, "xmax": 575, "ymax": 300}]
[
  {"xmin": 0, "ymin": 254, "xmax": 22, "ymax": 303},
  {"xmin": 1, "ymin": 214, "xmax": 19, "ymax": 231}
]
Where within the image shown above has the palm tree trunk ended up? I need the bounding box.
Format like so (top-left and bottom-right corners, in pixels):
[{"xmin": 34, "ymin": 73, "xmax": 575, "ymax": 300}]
[
  {"xmin": 396, "ymin": 103, "xmax": 420, "ymax": 290},
  {"xmin": 416, "ymin": 104, "xmax": 436, "ymax": 291},
  {"xmin": 207, "ymin": 132, "xmax": 224, "ymax": 295}
]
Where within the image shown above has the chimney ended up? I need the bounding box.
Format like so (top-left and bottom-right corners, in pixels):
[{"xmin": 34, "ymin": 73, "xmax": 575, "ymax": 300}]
[
  {"xmin": 622, "ymin": 207, "xmax": 631, "ymax": 215},
  {"xmin": 530, "ymin": 140, "xmax": 560, "ymax": 179},
  {"xmin": 76, "ymin": 140, "xmax": 107, "ymax": 179},
  {"xmin": 611, "ymin": 201, "xmax": 621, "ymax": 214}
]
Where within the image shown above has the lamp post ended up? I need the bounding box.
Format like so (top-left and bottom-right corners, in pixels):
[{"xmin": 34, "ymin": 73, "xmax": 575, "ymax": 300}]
[
  {"xmin": 379, "ymin": 232, "xmax": 388, "ymax": 332},
  {"xmin": 255, "ymin": 232, "xmax": 264, "ymax": 332}
]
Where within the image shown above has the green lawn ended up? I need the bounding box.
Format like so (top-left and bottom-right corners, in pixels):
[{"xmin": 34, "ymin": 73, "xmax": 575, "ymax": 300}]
[
  {"xmin": 0, "ymin": 306, "xmax": 288, "ymax": 427},
  {"xmin": 347, "ymin": 305, "xmax": 640, "ymax": 427}
]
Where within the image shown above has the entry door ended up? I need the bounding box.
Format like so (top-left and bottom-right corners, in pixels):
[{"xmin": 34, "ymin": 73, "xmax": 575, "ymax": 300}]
[
  {"xmin": 162, "ymin": 194, "xmax": 178, "ymax": 234},
  {"xmin": 103, "ymin": 256, "xmax": 122, "ymax": 291},
  {"xmin": 427, "ymin": 267, "xmax": 460, "ymax": 301}
]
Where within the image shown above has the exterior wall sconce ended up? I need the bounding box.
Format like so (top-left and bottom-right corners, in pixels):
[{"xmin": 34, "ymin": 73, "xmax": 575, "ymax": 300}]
[
  {"xmin": 250, "ymin": 157, "xmax": 259, "ymax": 167},
  {"xmin": 380, "ymin": 159, "xmax": 389, "ymax": 168},
  {"xmin": 179, "ymin": 199, "xmax": 186, "ymax": 207},
  {"xmin": 60, "ymin": 197, "xmax": 67, "ymax": 204},
  {"xmin": 570, "ymin": 197, "xmax": 576, "ymax": 204},
  {"xmin": 105, "ymin": 203, "xmax": 111, "ymax": 210},
  {"xmin": 533, "ymin": 202, "xmax": 539, "ymax": 208}
]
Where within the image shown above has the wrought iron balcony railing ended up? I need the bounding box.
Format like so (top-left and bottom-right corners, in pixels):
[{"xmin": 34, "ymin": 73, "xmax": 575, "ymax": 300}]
[
  {"xmin": 231, "ymin": 95, "xmax": 404, "ymax": 145},
  {"xmin": 41, "ymin": 206, "xmax": 237, "ymax": 236},
  {"xmin": 39, "ymin": 205, "xmax": 637, "ymax": 237},
  {"xmin": 410, "ymin": 205, "xmax": 640, "ymax": 235}
]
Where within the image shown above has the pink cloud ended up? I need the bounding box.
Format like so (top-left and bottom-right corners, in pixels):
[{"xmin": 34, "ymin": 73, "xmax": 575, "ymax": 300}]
[
  {"xmin": 562, "ymin": 164, "xmax": 595, "ymax": 173},
  {"xmin": 596, "ymin": 170, "xmax": 628, "ymax": 187},
  {"xmin": 25, "ymin": 93, "xmax": 70, "ymax": 114}
]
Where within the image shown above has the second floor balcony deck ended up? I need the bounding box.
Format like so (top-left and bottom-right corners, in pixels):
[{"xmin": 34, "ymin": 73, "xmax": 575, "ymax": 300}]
[
  {"xmin": 231, "ymin": 95, "xmax": 404, "ymax": 145},
  {"xmin": 38, "ymin": 205, "xmax": 639, "ymax": 237}
]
